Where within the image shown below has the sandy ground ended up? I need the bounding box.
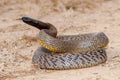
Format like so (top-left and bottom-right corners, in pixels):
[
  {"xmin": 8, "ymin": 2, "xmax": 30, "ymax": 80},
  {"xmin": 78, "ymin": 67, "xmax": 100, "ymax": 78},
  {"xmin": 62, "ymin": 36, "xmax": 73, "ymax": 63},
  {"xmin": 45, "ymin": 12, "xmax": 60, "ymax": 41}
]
[{"xmin": 0, "ymin": 0, "xmax": 120, "ymax": 80}]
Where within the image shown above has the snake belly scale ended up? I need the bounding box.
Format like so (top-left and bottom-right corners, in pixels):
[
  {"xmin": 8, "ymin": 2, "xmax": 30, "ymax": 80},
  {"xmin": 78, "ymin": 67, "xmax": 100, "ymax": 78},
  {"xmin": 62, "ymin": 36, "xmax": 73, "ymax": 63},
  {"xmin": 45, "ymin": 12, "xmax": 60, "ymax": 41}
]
[{"xmin": 21, "ymin": 17, "xmax": 109, "ymax": 70}]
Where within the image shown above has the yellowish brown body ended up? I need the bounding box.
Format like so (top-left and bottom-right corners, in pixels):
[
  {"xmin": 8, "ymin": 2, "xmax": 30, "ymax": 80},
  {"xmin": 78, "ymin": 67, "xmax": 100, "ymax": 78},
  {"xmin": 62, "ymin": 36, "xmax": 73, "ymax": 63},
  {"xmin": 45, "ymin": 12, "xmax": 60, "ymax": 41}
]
[{"xmin": 37, "ymin": 31, "xmax": 109, "ymax": 53}]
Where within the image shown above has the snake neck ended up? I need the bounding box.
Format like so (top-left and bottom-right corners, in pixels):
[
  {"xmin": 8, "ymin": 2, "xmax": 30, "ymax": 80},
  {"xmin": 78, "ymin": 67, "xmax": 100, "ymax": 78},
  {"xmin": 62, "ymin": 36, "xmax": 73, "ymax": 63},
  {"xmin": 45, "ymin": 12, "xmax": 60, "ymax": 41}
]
[{"xmin": 43, "ymin": 23, "xmax": 57, "ymax": 37}]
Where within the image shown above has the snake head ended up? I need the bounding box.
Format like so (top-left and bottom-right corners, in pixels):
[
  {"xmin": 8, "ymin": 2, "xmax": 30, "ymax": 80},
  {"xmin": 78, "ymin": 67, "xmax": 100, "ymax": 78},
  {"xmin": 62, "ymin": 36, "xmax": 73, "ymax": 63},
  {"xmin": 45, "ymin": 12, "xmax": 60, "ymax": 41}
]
[{"xmin": 21, "ymin": 17, "xmax": 49, "ymax": 30}]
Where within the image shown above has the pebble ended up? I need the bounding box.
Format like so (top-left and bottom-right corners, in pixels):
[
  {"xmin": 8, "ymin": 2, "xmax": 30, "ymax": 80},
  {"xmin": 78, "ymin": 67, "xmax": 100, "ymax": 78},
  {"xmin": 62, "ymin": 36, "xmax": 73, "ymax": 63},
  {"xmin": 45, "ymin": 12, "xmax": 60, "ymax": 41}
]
[
  {"xmin": 0, "ymin": 63, "xmax": 6, "ymax": 72},
  {"xmin": 2, "ymin": 48, "xmax": 8, "ymax": 52}
]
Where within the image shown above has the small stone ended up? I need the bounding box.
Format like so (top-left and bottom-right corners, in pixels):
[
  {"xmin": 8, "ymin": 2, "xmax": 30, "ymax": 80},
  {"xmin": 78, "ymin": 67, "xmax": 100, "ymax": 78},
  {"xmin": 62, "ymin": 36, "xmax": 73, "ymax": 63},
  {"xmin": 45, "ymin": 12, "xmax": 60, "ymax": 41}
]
[
  {"xmin": 2, "ymin": 48, "xmax": 7, "ymax": 52},
  {"xmin": 0, "ymin": 63, "xmax": 6, "ymax": 72}
]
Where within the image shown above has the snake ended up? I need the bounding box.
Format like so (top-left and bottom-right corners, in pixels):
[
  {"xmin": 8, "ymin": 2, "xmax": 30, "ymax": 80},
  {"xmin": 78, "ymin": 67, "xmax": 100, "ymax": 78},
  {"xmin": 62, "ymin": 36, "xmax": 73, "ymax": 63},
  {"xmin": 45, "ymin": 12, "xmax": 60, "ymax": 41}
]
[{"xmin": 21, "ymin": 17, "xmax": 109, "ymax": 70}]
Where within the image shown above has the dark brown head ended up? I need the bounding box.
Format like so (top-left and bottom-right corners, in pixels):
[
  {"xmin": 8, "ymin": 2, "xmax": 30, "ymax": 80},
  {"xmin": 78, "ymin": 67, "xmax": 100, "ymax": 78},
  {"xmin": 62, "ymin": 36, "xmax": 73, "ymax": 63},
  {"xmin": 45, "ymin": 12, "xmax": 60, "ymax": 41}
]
[
  {"xmin": 21, "ymin": 17, "xmax": 57, "ymax": 37},
  {"xmin": 21, "ymin": 17, "xmax": 50, "ymax": 30}
]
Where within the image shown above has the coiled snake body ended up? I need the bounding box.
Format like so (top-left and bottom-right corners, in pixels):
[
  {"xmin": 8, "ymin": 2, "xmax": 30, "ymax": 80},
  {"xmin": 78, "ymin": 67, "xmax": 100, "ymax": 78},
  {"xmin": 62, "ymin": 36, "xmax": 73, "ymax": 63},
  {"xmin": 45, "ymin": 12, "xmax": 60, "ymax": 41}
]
[{"xmin": 22, "ymin": 17, "xmax": 109, "ymax": 70}]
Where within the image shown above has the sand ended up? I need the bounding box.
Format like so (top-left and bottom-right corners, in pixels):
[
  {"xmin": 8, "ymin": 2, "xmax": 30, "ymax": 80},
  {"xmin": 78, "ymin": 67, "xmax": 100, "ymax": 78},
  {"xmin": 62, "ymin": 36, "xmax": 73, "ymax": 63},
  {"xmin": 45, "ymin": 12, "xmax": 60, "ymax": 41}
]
[{"xmin": 0, "ymin": 0, "xmax": 120, "ymax": 80}]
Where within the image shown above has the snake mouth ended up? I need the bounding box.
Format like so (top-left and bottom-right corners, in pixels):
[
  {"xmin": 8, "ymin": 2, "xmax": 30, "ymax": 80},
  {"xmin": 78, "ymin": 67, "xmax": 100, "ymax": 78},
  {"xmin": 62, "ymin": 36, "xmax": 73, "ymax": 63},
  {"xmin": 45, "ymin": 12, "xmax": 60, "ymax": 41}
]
[{"xmin": 21, "ymin": 17, "xmax": 50, "ymax": 30}]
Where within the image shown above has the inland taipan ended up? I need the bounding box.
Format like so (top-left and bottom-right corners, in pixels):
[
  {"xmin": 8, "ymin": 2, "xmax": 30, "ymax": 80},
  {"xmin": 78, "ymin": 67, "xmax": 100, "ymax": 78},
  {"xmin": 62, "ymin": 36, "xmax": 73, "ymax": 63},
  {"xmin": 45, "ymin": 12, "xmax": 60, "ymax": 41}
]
[{"xmin": 21, "ymin": 17, "xmax": 109, "ymax": 70}]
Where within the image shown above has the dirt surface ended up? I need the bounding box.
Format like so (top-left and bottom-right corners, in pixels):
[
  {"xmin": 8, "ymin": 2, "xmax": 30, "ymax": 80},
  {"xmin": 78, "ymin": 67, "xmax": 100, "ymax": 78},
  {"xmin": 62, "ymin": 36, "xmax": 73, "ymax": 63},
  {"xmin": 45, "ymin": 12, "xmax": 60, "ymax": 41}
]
[{"xmin": 0, "ymin": 0, "xmax": 120, "ymax": 80}]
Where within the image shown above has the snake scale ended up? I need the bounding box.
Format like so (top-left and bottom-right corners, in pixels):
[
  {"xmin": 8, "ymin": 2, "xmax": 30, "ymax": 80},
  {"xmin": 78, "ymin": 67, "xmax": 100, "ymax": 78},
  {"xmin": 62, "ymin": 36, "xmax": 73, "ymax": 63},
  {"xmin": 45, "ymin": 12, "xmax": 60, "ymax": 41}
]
[{"xmin": 21, "ymin": 17, "xmax": 109, "ymax": 70}]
